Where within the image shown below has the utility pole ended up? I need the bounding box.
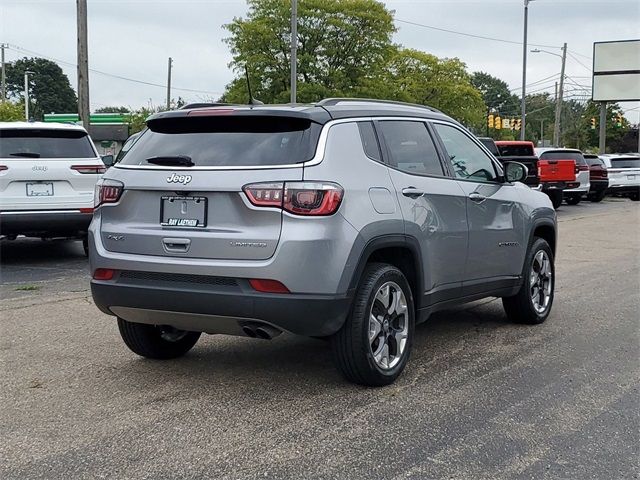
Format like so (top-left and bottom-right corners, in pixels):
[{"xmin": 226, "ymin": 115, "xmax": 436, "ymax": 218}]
[
  {"xmin": 24, "ymin": 70, "xmax": 33, "ymax": 120},
  {"xmin": 290, "ymin": 0, "xmax": 298, "ymax": 104},
  {"xmin": 1, "ymin": 43, "xmax": 6, "ymax": 102},
  {"xmin": 540, "ymin": 119, "xmax": 544, "ymax": 146},
  {"xmin": 552, "ymin": 43, "xmax": 567, "ymax": 147},
  {"xmin": 166, "ymin": 57, "xmax": 173, "ymax": 110},
  {"xmin": 520, "ymin": 0, "xmax": 533, "ymax": 141},
  {"xmin": 77, "ymin": 0, "xmax": 90, "ymax": 130},
  {"xmin": 599, "ymin": 102, "xmax": 607, "ymax": 154}
]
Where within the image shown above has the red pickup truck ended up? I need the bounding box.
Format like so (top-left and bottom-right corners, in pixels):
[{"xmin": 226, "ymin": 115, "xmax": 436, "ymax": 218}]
[{"xmin": 494, "ymin": 141, "xmax": 577, "ymax": 209}]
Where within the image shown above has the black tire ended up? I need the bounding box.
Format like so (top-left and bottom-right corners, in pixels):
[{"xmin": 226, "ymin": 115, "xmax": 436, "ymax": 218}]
[
  {"xmin": 331, "ymin": 263, "xmax": 415, "ymax": 387},
  {"xmin": 588, "ymin": 190, "xmax": 606, "ymax": 203},
  {"xmin": 502, "ymin": 237, "xmax": 554, "ymax": 325},
  {"xmin": 82, "ymin": 236, "xmax": 89, "ymax": 256},
  {"xmin": 117, "ymin": 318, "xmax": 201, "ymax": 359},
  {"xmin": 547, "ymin": 191, "xmax": 563, "ymax": 209},
  {"xmin": 629, "ymin": 191, "xmax": 640, "ymax": 201},
  {"xmin": 565, "ymin": 194, "xmax": 581, "ymax": 205}
]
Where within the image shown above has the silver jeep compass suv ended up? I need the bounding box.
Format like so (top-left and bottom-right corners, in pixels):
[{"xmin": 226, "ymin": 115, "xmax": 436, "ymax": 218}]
[{"xmin": 90, "ymin": 99, "xmax": 557, "ymax": 386}]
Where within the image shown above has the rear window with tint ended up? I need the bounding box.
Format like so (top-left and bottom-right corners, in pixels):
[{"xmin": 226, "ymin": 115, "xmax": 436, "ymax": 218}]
[
  {"xmin": 498, "ymin": 144, "xmax": 534, "ymax": 156},
  {"xmin": 610, "ymin": 157, "xmax": 640, "ymax": 168},
  {"xmin": 0, "ymin": 129, "xmax": 96, "ymax": 159},
  {"xmin": 539, "ymin": 151, "xmax": 586, "ymax": 165},
  {"xmin": 121, "ymin": 116, "xmax": 322, "ymax": 167}
]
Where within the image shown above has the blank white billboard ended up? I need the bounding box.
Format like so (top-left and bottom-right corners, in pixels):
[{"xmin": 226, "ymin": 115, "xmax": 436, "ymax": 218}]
[{"xmin": 592, "ymin": 40, "xmax": 640, "ymax": 102}]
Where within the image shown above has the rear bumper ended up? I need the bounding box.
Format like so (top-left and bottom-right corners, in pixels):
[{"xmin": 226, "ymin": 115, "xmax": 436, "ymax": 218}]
[
  {"xmin": 0, "ymin": 210, "xmax": 92, "ymax": 237},
  {"xmin": 589, "ymin": 179, "xmax": 608, "ymax": 193},
  {"xmin": 91, "ymin": 276, "xmax": 352, "ymax": 337},
  {"xmin": 607, "ymin": 185, "xmax": 640, "ymax": 195}
]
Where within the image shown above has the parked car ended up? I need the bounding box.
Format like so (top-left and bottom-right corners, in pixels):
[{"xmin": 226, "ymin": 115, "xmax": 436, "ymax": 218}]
[
  {"xmin": 583, "ymin": 153, "xmax": 608, "ymax": 202},
  {"xmin": 0, "ymin": 122, "xmax": 105, "ymax": 253},
  {"xmin": 536, "ymin": 148, "xmax": 589, "ymax": 205},
  {"xmin": 599, "ymin": 154, "xmax": 640, "ymax": 201},
  {"xmin": 89, "ymin": 99, "xmax": 557, "ymax": 387},
  {"xmin": 479, "ymin": 139, "xmax": 574, "ymax": 209},
  {"xmin": 494, "ymin": 140, "xmax": 540, "ymax": 187}
]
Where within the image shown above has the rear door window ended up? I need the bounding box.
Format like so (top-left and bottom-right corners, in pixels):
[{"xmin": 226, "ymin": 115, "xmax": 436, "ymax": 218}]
[
  {"xmin": 377, "ymin": 120, "xmax": 444, "ymax": 176},
  {"xmin": 0, "ymin": 129, "xmax": 96, "ymax": 159},
  {"xmin": 540, "ymin": 151, "xmax": 586, "ymax": 166},
  {"xmin": 357, "ymin": 122, "xmax": 382, "ymax": 161},
  {"xmin": 121, "ymin": 116, "xmax": 321, "ymax": 167}
]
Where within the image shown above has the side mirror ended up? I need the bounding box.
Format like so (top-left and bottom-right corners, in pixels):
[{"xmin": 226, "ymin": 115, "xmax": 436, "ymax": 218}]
[
  {"xmin": 503, "ymin": 161, "xmax": 528, "ymax": 183},
  {"xmin": 101, "ymin": 155, "xmax": 115, "ymax": 167}
]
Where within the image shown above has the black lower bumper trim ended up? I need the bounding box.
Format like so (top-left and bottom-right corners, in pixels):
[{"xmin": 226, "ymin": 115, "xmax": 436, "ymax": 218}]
[
  {"xmin": 91, "ymin": 280, "xmax": 352, "ymax": 337},
  {"xmin": 0, "ymin": 211, "xmax": 92, "ymax": 237}
]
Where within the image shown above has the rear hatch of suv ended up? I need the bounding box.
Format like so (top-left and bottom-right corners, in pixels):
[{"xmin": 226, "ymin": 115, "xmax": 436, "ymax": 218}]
[
  {"xmin": 100, "ymin": 110, "xmax": 323, "ymax": 260},
  {"xmin": 606, "ymin": 155, "xmax": 640, "ymax": 187},
  {"xmin": 0, "ymin": 127, "xmax": 102, "ymax": 211}
]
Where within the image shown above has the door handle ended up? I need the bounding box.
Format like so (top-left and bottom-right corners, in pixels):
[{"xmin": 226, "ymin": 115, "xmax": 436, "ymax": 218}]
[
  {"xmin": 468, "ymin": 192, "xmax": 486, "ymax": 203},
  {"xmin": 402, "ymin": 187, "xmax": 424, "ymax": 198}
]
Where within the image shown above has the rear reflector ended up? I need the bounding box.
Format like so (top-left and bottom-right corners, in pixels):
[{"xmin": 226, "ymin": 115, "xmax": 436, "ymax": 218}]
[
  {"xmin": 243, "ymin": 181, "xmax": 344, "ymax": 216},
  {"xmin": 93, "ymin": 268, "xmax": 115, "ymax": 280},
  {"xmin": 79, "ymin": 208, "xmax": 94, "ymax": 214},
  {"xmin": 0, "ymin": 165, "xmax": 7, "ymax": 171},
  {"xmin": 249, "ymin": 279, "xmax": 290, "ymax": 293},
  {"xmin": 72, "ymin": 165, "xmax": 107, "ymax": 174}
]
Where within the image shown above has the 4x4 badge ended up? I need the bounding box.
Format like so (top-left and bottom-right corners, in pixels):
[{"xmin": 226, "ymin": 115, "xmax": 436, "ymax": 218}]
[{"xmin": 167, "ymin": 173, "xmax": 192, "ymax": 185}]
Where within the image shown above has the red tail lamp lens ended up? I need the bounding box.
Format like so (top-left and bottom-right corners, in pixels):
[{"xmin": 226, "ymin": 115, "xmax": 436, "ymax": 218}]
[
  {"xmin": 243, "ymin": 182, "xmax": 343, "ymax": 216},
  {"xmin": 95, "ymin": 180, "xmax": 124, "ymax": 207},
  {"xmin": 71, "ymin": 165, "xmax": 107, "ymax": 174},
  {"xmin": 93, "ymin": 268, "xmax": 115, "ymax": 280},
  {"xmin": 249, "ymin": 279, "xmax": 290, "ymax": 293}
]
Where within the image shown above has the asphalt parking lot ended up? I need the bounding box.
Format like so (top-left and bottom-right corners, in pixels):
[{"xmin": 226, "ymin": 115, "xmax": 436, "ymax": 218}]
[{"xmin": 1, "ymin": 198, "xmax": 638, "ymax": 480}]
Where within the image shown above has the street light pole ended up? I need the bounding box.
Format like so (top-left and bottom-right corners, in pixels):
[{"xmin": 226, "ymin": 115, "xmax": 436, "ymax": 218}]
[
  {"xmin": 166, "ymin": 57, "xmax": 173, "ymax": 110},
  {"xmin": 290, "ymin": 0, "xmax": 298, "ymax": 104},
  {"xmin": 24, "ymin": 70, "xmax": 33, "ymax": 120},
  {"xmin": 531, "ymin": 45, "xmax": 567, "ymax": 147},
  {"xmin": 520, "ymin": 0, "xmax": 533, "ymax": 141}
]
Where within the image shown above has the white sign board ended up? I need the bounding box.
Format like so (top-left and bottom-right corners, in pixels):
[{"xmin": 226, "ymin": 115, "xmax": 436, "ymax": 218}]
[{"xmin": 592, "ymin": 40, "xmax": 640, "ymax": 102}]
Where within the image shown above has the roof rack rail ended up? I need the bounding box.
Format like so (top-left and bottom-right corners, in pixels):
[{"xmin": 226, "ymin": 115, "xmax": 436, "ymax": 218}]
[
  {"xmin": 317, "ymin": 97, "xmax": 440, "ymax": 113},
  {"xmin": 180, "ymin": 102, "xmax": 236, "ymax": 110}
]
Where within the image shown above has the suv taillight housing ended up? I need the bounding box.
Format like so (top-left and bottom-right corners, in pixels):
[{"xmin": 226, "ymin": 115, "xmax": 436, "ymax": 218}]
[
  {"xmin": 243, "ymin": 182, "xmax": 344, "ymax": 216},
  {"xmin": 72, "ymin": 165, "xmax": 107, "ymax": 174},
  {"xmin": 94, "ymin": 179, "xmax": 124, "ymax": 207}
]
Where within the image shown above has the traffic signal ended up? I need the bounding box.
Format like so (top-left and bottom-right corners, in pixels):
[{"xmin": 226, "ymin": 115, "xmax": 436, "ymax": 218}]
[
  {"xmin": 495, "ymin": 116, "xmax": 502, "ymax": 130},
  {"xmin": 488, "ymin": 114, "xmax": 494, "ymax": 129},
  {"xmin": 502, "ymin": 118, "xmax": 511, "ymax": 129},
  {"xmin": 590, "ymin": 117, "xmax": 596, "ymax": 130},
  {"xmin": 515, "ymin": 119, "xmax": 522, "ymax": 131},
  {"xmin": 616, "ymin": 113, "xmax": 623, "ymax": 127}
]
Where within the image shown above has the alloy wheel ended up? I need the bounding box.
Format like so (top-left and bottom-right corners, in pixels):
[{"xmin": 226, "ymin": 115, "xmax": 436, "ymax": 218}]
[{"xmin": 368, "ymin": 281, "xmax": 409, "ymax": 370}]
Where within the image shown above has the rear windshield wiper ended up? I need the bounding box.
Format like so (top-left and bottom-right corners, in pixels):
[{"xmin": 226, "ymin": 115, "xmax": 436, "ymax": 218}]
[
  {"xmin": 9, "ymin": 152, "xmax": 41, "ymax": 158},
  {"xmin": 145, "ymin": 155, "xmax": 194, "ymax": 167}
]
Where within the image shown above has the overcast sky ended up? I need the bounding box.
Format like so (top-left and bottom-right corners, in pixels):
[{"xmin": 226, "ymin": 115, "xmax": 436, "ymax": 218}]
[{"xmin": 1, "ymin": 0, "xmax": 638, "ymax": 121}]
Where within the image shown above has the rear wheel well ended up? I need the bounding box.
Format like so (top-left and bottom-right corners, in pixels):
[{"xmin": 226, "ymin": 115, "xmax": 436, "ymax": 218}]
[
  {"xmin": 534, "ymin": 224, "xmax": 556, "ymax": 256},
  {"xmin": 366, "ymin": 247, "xmax": 419, "ymax": 306}
]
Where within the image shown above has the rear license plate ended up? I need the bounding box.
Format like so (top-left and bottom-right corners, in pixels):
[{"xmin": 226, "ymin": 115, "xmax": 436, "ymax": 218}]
[
  {"xmin": 26, "ymin": 182, "xmax": 54, "ymax": 196},
  {"xmin": 628, "ymin": 175, "xmax": 636, "ymax": 180},
  {"xmin": 161, "ymin": 196, "xmax": 207, "ymax": 227}
]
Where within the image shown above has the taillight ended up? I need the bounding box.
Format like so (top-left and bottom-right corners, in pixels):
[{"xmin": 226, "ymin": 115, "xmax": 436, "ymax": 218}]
[
  {"xmin": 578, "ymin": 164, "xmax": 589, "ymax": 172},
  {"xmin": 93, "ymin": 268, "xmax": 115, "ymax": 280},
  {"xmin": 72, "ymin": 165, "xmax": 107, "ymax": 174},
  {"xmin": 0, "ymin": 165, "xmax": 8, "ymax": 171},
  {"xmin": 248, "ymin": 279, "xmax": 290, "ymax": 293},
  {"xmin": 243, "ymin": 182, "xmax": 344, "ymax": 216},
  {"xmin": 602, "ymin": 170, "xmax": 608, "ymax": 177},
  {"xmin": 94, "ymin": 179, "xmax": 124, "ymax": 207}
]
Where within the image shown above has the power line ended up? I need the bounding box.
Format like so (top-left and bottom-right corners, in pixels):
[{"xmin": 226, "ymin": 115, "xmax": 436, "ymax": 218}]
[
  {"xmin": 567, "ymin": 52, "xmax": 592, "ymax": 73},
  {"xmin": 395, "ymin": 18, "xmax": 560, "ymax": 49},
  {"xmin": 5, "ymin": 44, "xmax": 223, "ymax": 96}
]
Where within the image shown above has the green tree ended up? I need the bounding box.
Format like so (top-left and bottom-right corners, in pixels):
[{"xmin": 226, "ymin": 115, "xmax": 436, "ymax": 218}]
[
  {"xmin": 471, "ymin": 71, "xmax": 520, "ymax": 117},
  {"xmin": 222, "ymin": 0, "xmax": 396, "ymax": 103},
  {"xmin": 5, "ymin": 57, "xmax": 77, "ymax": 120},
  {"xmin": 582, "ymin": 101, "xmax": 630, "ymax": 152},
  {"xmin": 95, "ymin": 106, "xmax": 131, "ymax": 114},
  {"xmin": 0, "ymin": 101, "xmax": 25, "ymax": 121},
  {"xmin": 523, "ymin": 93, "xmax": 556, "ymax": 145},
  {"xmin": 369, "ymin": 49, "xmax": 485, "ymax": 128}
]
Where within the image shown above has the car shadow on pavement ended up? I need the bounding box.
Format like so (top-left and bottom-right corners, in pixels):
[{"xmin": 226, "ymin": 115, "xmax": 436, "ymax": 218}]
[
  {"xmin": 110, "ymin": 299, "xmax": 512, "ymax": 397},
  {"xmin": 0, "ymin": 237, "xmax": 86, "ymax": 266}
]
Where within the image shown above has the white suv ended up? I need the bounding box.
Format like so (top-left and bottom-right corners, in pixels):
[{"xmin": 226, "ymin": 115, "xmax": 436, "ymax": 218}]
[
  {"xmin": 599, "ymin": 154, "xmax": 640, "ymax": 201},
  {"xmin": 0, "ymin": 122, "xmax": 105, "ymax": 250}
]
